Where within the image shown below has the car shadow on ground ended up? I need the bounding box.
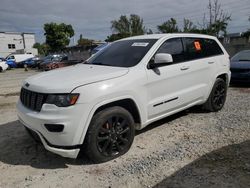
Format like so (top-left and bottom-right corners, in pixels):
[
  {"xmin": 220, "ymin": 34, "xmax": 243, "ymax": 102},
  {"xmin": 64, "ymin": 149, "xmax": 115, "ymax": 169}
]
[
  {"xmin": 0, "ymin": 110, "xmax": 191, "ymax": 169},
  {"xmin": 230, "ymin": 83, "xmax": 250, "ymax": 88},
  {"xmin": 153, "ymin": 140, "xmax": 250, "ymax": 188},
  {"xmin": 0, "ymin": 120, "xmax": 92, "ymax": 169},
  {"xmin": 0, "ymin": 107, "xmax": 211, "ymax": 169}
]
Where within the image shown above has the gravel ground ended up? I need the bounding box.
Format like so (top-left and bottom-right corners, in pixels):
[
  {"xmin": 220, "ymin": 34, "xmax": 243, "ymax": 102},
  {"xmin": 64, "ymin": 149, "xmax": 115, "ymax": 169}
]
[{"xmin": 0, "ymin": 69, "xmax": 249, "ymax": 188}]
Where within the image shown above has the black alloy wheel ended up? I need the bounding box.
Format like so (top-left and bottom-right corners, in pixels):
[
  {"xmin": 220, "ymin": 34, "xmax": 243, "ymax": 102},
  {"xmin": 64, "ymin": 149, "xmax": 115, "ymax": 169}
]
[
  {"xmin": 97, "ymin": 115, "xmax": 132, "ymax": 157},
  {"xmin": 212, "ymin": 81, "xmax": 226, "ymax": 109},
  {"xmin": 84, "ymin": 106, "xmax": 135, "ymax": 163},
  {"xmin": 203, "ymin": 78, "xmax": 227, "ymax": 112}
]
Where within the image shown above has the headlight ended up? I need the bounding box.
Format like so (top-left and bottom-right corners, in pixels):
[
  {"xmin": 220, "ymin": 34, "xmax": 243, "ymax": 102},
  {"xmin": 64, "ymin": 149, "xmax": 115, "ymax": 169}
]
[{"xmin": 45, "ymin": 93, "xmax": 79, "ymax": 107}]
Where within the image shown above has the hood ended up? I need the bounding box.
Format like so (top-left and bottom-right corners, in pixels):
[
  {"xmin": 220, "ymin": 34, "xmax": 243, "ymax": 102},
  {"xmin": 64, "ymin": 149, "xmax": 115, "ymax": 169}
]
[
  {"xmin": 23, "ymin": 64, "xmax": 129, "ymax": 93},
  {"xmin": 230, "ymin": 60, "xmax": 250, "ymax": 69}
]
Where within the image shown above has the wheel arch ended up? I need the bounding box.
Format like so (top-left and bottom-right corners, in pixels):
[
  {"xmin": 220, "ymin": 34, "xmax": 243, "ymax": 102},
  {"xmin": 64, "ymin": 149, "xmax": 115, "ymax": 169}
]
[
  {"xmin": 78, "ymin": 97, "xmax": 143, "ymax": 146},
  {"xmin": 93, "ymin": 98, "xmax": 141, "ymax": 125},
  {"xmin": 216, "ymin": 73, "xmax": 229, "ymax": 86}
]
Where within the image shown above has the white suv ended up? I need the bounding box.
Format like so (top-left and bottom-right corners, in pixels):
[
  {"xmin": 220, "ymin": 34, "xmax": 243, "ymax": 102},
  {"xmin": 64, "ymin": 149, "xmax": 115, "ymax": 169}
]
[{"xmin": 17, "ymin": 34, "xmax": 230, "ymax": 163}]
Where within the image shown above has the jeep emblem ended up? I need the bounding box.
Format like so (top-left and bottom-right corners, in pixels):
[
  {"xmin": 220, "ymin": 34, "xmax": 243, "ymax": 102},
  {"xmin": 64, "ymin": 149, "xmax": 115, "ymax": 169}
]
[{"xmin": 25, "ymin": 83, "xmax": 30, "ymax": 87}]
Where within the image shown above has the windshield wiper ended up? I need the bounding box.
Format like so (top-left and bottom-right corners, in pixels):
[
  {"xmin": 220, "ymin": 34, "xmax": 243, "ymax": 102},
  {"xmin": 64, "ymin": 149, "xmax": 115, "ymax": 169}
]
[{"xmin": 92, "ymin": 62, "xmax": 113, "ymax": 66}]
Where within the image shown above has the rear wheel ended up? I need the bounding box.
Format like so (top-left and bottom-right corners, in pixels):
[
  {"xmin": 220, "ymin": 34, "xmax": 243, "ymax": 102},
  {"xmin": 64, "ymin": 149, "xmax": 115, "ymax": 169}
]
[
  {"xmin": 203, "ymin": 78, "xmax": 227, "ymax": 112},
  {"xmin": 84, "ymin": 106, "xmax": 135, "ymax": 163}
]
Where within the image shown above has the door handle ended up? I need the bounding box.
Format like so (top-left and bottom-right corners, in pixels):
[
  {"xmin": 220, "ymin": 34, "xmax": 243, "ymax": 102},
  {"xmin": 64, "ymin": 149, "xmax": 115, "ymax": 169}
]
[
  {"xmin": 208, "ymin": 61, "xmax": 215, "ymax": 64},
  {"xmin": 180, "ymin": 66, "xmax": 189, "ymax": 70}
]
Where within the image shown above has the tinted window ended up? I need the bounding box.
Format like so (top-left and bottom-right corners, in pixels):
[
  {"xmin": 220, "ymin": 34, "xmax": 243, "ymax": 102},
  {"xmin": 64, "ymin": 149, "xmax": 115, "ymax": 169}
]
[
  {"xmin": 156, "ymin": 38, "xmax": 185, "ymax": 63},
  {"xmin": 203, "ymin": 39, "xmax": 223, "ymax": 57},
  {"xmin": 184, "ymin": 38, "xmax": 205, "ymax": 61},
  {"xmin": 184, "ymin": 38, "xmax": 223, "ymax": 61},
  {"xmin": 88, "ymin": 39, "xmax": 157, "ymax": 67}
]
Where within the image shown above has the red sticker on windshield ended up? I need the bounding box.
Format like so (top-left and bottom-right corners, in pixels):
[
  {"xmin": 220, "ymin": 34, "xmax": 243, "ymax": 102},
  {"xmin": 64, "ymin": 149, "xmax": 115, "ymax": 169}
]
[{"xmin": 194, "ymin": 41, "xmax": 201, "ymax": 51}]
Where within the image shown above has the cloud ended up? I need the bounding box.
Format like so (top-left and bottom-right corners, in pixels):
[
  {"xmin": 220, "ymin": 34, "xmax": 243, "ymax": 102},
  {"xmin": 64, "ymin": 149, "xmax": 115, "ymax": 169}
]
[{"xmin": 0, "ymin": 0, "xmax": 249, "ymax": 42}]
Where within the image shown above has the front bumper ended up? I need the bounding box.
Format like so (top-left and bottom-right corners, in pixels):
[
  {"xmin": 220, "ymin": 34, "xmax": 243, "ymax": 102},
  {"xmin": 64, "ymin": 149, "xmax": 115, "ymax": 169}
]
[{"xmin": 17, "ymin": 100, "xmax": 90, "ymax": 158}]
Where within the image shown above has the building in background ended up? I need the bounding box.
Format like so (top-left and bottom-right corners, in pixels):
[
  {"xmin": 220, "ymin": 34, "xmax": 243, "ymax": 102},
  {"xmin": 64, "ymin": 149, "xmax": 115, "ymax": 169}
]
[{"xmin": 0, "ymin": 32, "xmax": 38, "ymax": 57}]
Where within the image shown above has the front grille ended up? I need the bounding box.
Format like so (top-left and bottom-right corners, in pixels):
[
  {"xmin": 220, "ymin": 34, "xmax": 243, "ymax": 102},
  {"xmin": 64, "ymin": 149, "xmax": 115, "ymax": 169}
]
[
  {"xmin": 20, "ymin": 88, "xmax": 47, "ymax": 112},
  {"xmin": 230, "ymin": 68, "xmax": 250, "ymax": 73}
]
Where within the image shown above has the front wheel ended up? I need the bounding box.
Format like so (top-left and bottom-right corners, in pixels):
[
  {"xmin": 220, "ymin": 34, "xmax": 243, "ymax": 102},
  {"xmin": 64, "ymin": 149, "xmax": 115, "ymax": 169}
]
[
  {"xmin": 83, "ymin": 106, "xmax": 135, "ymax": 163},
  {"xmin": 203, "ymin": 78, "xmax": 227, "ymax": 112}
]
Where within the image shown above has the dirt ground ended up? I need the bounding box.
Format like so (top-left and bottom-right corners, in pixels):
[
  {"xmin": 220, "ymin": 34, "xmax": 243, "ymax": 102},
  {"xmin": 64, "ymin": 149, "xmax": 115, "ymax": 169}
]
[{"xmin": 0, "ymin": 69, "xmax": 249, "ymax": 188}]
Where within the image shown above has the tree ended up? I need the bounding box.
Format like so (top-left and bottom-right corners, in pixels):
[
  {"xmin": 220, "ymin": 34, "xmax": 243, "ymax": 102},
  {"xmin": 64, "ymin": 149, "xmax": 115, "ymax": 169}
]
[
  {"xmin": 77, "ymin": 34, "xmax": 93, "ymax": 46},
  {"xmin": 157, "ymin": 18, "xmax": 179, "ymax": 33},
  {"xmin": 183, "ymin": 19, "xmax": 197, "ymax": 33},
  {"xmin": 106, "ymin": 14, "xmax": 146, "ymax": 41},
  {"xmin": 147, "ymin": 29, "xmax": 154, "ymax": 34},
  {"xmin": 204, "ymin": 0, "xmax": 231, "ymax": 36},
  {"xmin": 33, "ymin": 42, "xmax": 49, "ymax": 55},
  {"xmin": 44, "ymin": 22, "xmax": 74, "ymax": 52},
  {"xmin": 105, "ymin": 33, "xmax": 130, "ymax": 42}
]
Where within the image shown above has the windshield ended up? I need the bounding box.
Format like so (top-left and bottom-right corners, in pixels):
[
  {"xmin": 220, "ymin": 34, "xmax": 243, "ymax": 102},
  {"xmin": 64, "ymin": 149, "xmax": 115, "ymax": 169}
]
[
  {"xmin": 231, "ymin": 50, "xmax": 250, "ymax": 61},
  {"xmin": 88, "ymin": 39, "xmax": 157, "ymax": 67}
]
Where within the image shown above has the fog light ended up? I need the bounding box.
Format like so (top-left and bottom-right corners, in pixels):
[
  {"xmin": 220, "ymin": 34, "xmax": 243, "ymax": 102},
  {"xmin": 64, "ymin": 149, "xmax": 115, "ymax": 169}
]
[{"xmin": 44, "ymin": 124, "xmax": 64, "ymax": 132}]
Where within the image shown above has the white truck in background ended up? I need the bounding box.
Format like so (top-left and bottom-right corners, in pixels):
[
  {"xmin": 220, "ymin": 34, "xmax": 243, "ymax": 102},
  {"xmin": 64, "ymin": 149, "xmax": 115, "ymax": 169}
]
[{"xmin": 6, "ymin": 53, "xmax": 34, "ymax": 63}]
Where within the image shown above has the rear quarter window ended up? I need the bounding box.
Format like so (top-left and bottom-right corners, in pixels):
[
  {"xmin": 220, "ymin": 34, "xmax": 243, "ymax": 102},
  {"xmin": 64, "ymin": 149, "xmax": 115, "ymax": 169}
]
[
  {"xmin": 183, "ymin": 37, "xmax": 224, "ymax": 61},
  {"xmin": 203, "ymin": 38, "xmax": 224, "ymax": 57}
]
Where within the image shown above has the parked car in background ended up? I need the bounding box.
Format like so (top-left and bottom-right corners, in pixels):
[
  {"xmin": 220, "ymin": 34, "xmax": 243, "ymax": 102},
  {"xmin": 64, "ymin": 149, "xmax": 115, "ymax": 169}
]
[
  {"xmin": 91, "ymin": 43, "xmax": 110, "ymax": 56},
  {"xmin": 230, "ymin": 50, "xmax": 250, "ymax": 84},
  {"xmin": 0, "ymin": 57, "xmax": 5, "ymax": 61},
  {"xmin": 0, "ymin": 58, "xmax": 8, "ymax": 72},
  {"xmin": 17, "ymin": 34, "xmax": 230, "ymax": 163},
  {"xmin": 43, "ymin": 59, "xmax": 81, "ymax": 71},
  {"xmin": 37, "ymin": 54, "xmax": 67, "ymax": 69},
  {"xmin": 6, "ymin": 59, "xmax": 17, "ymax": 68},
  {"xmin": 19, "ymin": 56, "xmax": 41, "ymax": 68},
  {"xmin": 6, "ymin": 54, "xmax": 34, "ymax": 67}
]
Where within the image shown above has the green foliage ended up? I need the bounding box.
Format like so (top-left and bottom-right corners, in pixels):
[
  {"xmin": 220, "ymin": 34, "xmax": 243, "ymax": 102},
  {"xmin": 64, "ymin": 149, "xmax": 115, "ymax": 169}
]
[
  {"xmin": 77, "ymin": 34, "xmax": 93, "ymax": 46},
  {"xmin": 44, "ymin": 22, "xmax": 74, "ymax": 52},
  {"xmin": 157, "ymin": 0, "xmax": 231, "ymax": 37},
  {"xmin": 183, "ymin": 19, "xmax": 197, "ymax": 33},
  {"xmin": 157, "ymin": 18, "xmax": 179, "ymax": 33},
  {"xmin": 33, "ymin": 42, "xmax": 49, "ymax": 55},
  {"xmin": 105, "ymin": 33, "xmax": 130, "ymax": 42},
  {"xmin": 106, "ymin": 14, "xmax": 146, "ymax": 42}
]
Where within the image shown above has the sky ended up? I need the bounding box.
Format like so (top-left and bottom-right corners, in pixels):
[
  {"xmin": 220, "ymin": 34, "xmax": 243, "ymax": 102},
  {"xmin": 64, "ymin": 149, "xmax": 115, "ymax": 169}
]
[{"xmin": 0, "ymin": 0, "xmax": 249, "ymax": 44}]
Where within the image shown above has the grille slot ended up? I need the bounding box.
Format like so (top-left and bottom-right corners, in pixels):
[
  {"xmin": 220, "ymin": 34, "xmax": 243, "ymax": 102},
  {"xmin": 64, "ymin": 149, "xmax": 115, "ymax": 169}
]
[{"xmin": 20, "ymin": 88, "xmax": 47, "ymax": 112}]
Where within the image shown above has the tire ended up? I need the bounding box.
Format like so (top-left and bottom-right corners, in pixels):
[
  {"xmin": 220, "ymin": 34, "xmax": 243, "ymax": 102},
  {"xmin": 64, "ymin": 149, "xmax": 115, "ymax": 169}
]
[
  {"xmin": 203, "ymin": 78, "xmax": 227, "ymax": 112},
  {"xmin": 83, "ymin": 106, "xmax": 135, "ymax": 163}
]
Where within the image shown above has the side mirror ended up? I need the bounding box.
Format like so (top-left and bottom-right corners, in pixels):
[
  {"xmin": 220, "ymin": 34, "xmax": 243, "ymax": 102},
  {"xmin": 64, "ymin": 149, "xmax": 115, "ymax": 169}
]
[{"xmin": 148, "ymin": 53, "xmax": 173, "ymax": 69}]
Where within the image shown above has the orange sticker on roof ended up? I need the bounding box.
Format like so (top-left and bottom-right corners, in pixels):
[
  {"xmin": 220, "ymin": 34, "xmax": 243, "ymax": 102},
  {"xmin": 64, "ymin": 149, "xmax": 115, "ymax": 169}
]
[{"xmin": 194, "ymin": 41, "xmax": 201, "ymax": 51}]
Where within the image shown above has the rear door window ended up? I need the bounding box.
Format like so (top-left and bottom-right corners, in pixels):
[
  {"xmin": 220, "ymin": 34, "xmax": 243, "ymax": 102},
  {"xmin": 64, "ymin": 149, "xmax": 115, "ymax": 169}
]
[{"xmin": 183, "ymin": 38, "xmax": 205, "ymax": 61}]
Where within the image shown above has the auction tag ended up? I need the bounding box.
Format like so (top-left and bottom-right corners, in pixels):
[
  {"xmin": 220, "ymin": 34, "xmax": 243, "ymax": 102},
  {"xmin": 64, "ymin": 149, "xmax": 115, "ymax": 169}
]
[
  {"xmin": 194, "ymin": 41, "xmax": 201, "ymax": 51},
  {"xmin": 132, "ymin": 42, "xmax": 149, "ymax": 47}
]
